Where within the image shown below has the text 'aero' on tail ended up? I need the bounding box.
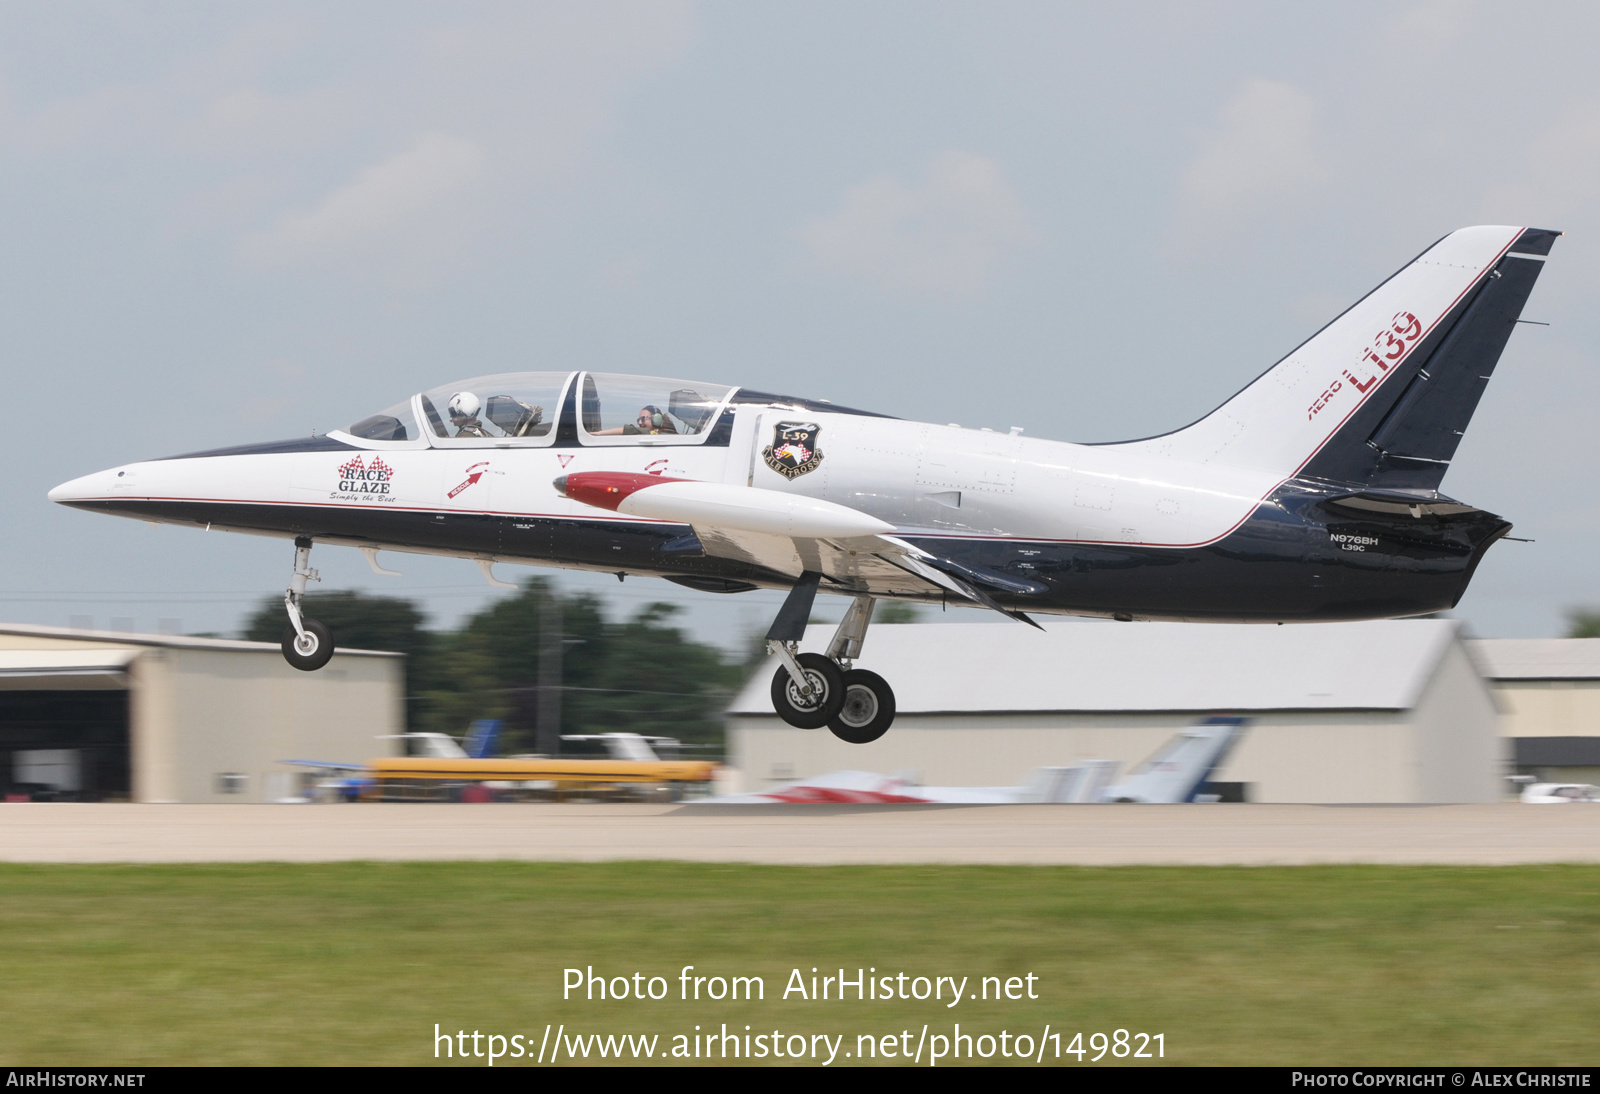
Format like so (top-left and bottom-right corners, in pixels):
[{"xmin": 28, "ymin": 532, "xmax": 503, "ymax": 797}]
[{"xmin": 1153, "ymin": 225, "xmax": 1558, "ymax": 493}]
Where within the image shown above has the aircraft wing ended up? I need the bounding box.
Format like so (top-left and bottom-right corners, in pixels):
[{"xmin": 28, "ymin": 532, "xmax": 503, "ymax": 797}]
[
  {"xmin": 555, "ymin": 473, "xmax": 1045, "ymax": 622},
  {"xmin": 279, "ymin": 759, "xmax": 369, "ymax": 772}
]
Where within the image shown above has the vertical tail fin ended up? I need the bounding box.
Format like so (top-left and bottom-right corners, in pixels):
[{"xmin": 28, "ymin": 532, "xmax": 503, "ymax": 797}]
[
  {"xmin": 464, "ymin": 719, "xmax": 501, "ymax": 759},
  {"xmin": 1155, "ymin": 226, "xmax": 1558, "ymax": 491},
  {"xmin": 1098, "ymin": 716, "xmax": 1247, "ymax": 804}
]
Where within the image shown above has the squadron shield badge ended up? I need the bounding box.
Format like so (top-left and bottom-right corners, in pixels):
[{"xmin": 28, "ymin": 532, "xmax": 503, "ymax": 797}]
[{"xmin": 762, "ymin": 421, "xmax": 824, "ymax": 480}]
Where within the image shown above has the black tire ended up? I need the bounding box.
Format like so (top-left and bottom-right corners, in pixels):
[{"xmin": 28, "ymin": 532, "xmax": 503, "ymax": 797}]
[
  {"xmin": 769, "ymin": 653, "xmax": 845, "ymax": 729},
  {"xmin": 828, "ymin": 669, "xmax": 896, "ymax": 744},
  {"xmin": 281, "ymin": 619, "xmax": 335, "ymax": 672}
]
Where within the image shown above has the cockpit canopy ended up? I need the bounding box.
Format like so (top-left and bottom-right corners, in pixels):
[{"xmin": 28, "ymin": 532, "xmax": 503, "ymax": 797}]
[{"xmin": 343, "ymin": 372, "xmax": 736, "ymax": 446}]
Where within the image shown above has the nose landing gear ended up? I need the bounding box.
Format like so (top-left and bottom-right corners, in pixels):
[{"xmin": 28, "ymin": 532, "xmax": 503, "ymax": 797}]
[
  {"xmin": 282, "ymin": 617, "xmax": 334, "ymax": 672},
  {"xmin": 765, "ymin": 576, "xmax": 897, "ymax": 742},
  {"xmin": 280, "ymin": 537, "xmax": 335, "ymax": 671}
]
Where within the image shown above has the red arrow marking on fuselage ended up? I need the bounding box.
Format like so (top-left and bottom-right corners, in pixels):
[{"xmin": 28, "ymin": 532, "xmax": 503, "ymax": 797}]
[{"xmin": 448, "ymin": 462, "xmax": 491, "ymax": 499}]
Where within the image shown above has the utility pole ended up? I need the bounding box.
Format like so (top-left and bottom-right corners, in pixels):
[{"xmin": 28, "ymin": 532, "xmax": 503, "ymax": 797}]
[{"xmin": 537, "ymin": 588, "xmax": 562, "ymax": 757}]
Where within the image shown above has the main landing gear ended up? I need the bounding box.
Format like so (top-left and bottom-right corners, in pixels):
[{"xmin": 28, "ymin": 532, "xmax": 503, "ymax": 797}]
[
  {"xmin": 281, "ymin": 536, "xmax": 335, "ymax": 671},
  {"xmin": 766, "ymin": 573, "xmax": 896, "ymax": 744}
]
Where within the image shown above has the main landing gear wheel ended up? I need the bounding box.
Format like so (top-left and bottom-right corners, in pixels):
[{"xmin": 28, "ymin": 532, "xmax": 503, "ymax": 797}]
[
  {"xmin": 770, "ymin": 652, "xmax": 844, "ymax": 729},
  {"xmin": 828, "ymin": 669, "xmax": 895, "ymax": 744},
  {"xmin": 281, "ymin": 619, "xmax": 334, "ymax": 672}
]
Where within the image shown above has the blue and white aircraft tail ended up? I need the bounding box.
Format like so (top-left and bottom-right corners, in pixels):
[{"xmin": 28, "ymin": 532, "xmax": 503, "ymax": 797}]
[
  {"xmin": 1097, "ymin": 716, "xmax": 1247, "ymax": 804},
  {"xmin": 463, "ymin": 719, "xmax": 501, "ymax": 759}
]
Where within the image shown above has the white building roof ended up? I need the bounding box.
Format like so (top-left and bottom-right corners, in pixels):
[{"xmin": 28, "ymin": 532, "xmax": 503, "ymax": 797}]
[
  {"xmin": 0, "ymin": 649, "xmax": 138, "ymax": 677},
  {"xmin": 1467, "ymin": 638, "xmax": 1600, "ymax": 681},
  {"xmin": 0, "ymin": 623, "xmax": 402, "ymax": 657},
  {"xmin": 730, "ymin": 619, "xmax": 1461, "ymax": 715},
  {"xmin": 0, "ymin": 648, "xmax": 140, "ymax": 690}
]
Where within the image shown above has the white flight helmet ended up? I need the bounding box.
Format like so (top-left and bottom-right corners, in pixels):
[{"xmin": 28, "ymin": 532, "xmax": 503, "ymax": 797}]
[{"xmin": 447, "ymin": 392, "xmax": 481, "ymax": 420}]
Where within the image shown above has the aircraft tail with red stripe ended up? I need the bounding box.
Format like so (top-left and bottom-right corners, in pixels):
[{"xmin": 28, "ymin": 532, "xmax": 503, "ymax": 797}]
[{"xmin": 1152, "ymin": 225, "xmax": 1559, "ymax": 493}]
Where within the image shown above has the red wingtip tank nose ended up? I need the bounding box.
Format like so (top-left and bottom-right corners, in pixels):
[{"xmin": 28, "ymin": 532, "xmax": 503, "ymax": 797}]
[{"xmin": 555, "ymin": 471, "xmax": 690, "ymax": 512}]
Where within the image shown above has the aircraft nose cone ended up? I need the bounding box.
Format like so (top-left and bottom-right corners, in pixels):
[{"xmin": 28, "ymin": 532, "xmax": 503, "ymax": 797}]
[
  {"xmin": 50, "ymin": 465, "xmax": 135, "ymax": 507},
  {"xmin": 552, "ymin": 475, "xmax": 568, "ymax": 496},
  {"xmin": 49, "ymin": 471, "xmax": 104, "ymax": 505}
]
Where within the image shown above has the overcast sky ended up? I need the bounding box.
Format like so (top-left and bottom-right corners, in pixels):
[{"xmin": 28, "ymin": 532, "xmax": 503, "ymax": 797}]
[{"xmin": 3, "ymin": 1, "xmax": 1598, "ymax": 644}]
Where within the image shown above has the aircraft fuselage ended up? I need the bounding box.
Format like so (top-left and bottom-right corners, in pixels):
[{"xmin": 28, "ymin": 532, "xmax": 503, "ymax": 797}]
[
  {"xmin": 49, "ymin": 379, "xmax": 1508, "ymax": 623},
  {"xmin": 51, "ymin": 223, "xmax": 1557, "ymax": 740}
]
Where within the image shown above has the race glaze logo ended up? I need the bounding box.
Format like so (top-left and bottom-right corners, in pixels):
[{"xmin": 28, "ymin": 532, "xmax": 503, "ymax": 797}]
[
  {"xmin": 334, "ymin": 455, "xmax": 396, "ymax": 502},
  {"xmin": 762, "ymin": 421, "xmax": 824, "ymax": 480}
]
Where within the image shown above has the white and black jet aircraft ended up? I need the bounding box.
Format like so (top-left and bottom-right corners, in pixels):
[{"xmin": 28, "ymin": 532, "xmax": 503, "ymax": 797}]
[{"xmin": 50, "ymin": 225, "xmax": 1558, "ymax": 744}]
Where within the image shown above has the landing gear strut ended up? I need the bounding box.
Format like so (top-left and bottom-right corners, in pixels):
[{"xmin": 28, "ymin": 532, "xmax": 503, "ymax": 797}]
[
  {"xmin": 824, "ymin": 598, "xmax": 894, "ymax": 743},
  {"xmin": 766, "ymin": 572, "xmax": 838, "ymax": 728},
  {"xmin": 280, "ymin": 536, "xmax": 335, "ymax": 671},
  {"xmin": 765, "ymin": 575, "xmax": 896, "ymax": 742}
]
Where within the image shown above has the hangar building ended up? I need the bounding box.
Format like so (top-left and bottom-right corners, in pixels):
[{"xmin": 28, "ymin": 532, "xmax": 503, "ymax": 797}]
[
  {"xmin": 0, "ymin": 624, "xmax": 402, "ymax": 803},
  {"xmin": 1468, "ymin": 638, "xmax": 1600, "ymax": 786},
  {"xmin": 727, "ymin": 619, "xmax": 1501, "ymax": 803}
]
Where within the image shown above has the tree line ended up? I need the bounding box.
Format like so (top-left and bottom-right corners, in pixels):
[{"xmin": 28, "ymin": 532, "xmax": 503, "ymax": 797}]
[
  {"xmin": 243, "ymin": 583, "xmax": 926, "ymax": 755},
  {"xmin": 243, "ymin": 580, "xmax": 754, "ymax": 754}
]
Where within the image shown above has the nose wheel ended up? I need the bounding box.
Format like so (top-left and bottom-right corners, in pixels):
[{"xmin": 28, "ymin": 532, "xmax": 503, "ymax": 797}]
[
  {"xmin": 280, "ymin": 536, "xmax": 336, "ymax": 671},
  {"xmin": 281, "ymin": 618, "xmax": 334, "ymax": 672}
]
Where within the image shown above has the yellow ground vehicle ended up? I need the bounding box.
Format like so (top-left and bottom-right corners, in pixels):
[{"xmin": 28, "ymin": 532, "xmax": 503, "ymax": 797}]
[{"xmin": 366, "ymin": 755, "xmax": 717, "ymax": 802}]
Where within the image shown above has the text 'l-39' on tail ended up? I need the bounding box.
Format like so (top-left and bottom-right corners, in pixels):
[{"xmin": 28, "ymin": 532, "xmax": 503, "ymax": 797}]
[{"xmin": 1148, "ymin": 225, "xmax": 1558, "ymax": 493}]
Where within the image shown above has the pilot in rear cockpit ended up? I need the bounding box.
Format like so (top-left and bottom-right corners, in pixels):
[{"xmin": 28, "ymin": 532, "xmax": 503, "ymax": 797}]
[
  {"xmin": 448, "ymin": 392, "xmax": 489, "ymax": 438},
  {"xmin": 595, "ymin": 405, "xmax": 678, "ymax": 436}
]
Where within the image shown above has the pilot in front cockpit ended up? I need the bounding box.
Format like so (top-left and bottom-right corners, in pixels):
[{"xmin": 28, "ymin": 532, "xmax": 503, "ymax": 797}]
[
  {"xmin": 448, "ymin": 392, "xmax": 489, "ymax": 438},
  {"xmin": 595, "ymin": 405, "xmax": 678, "ymax": 436}
]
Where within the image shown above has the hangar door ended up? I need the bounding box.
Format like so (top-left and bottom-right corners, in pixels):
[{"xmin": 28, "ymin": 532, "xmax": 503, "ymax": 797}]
[{"xmin": 0, "ymin": 650, "xmax": 134, "ymax": 801}]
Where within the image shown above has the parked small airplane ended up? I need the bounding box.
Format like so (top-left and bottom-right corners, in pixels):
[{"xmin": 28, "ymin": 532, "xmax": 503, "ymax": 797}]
[
  {"xmin": 284, "ymin": 725, "xmax": 715, "ymax": 801},
  {"xmin": 710, "ymin": 717, "xmax": 1246, "ymax": 804},
  {"xmin": 280, "ymin": 721, "xmax": 504, "ymax": 799},
  {"xmin": 1518, "ymin": 782, "xmax": 1600, "ymax": 804},
  {"xmin": 51, "ymin": 227, "xmax": 1557, "ymax": 744}
]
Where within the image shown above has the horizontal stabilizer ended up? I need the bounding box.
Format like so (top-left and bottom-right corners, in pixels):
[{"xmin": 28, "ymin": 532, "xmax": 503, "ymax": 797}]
[{"xmin": 1321, "ymin": 490, "xmax": 1484, "ymax": 520}]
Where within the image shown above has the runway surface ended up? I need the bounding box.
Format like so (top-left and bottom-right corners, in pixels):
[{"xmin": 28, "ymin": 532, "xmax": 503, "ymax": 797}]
[{"xmin": 2, "ymin": 802, "xmax": 1598, "ymax": 864}]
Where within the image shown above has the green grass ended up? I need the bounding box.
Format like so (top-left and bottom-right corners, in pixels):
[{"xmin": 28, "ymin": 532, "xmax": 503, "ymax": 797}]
[{"xmin": 1, "ymin": 863, "xmax": 1597, "ymax": 1065}]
